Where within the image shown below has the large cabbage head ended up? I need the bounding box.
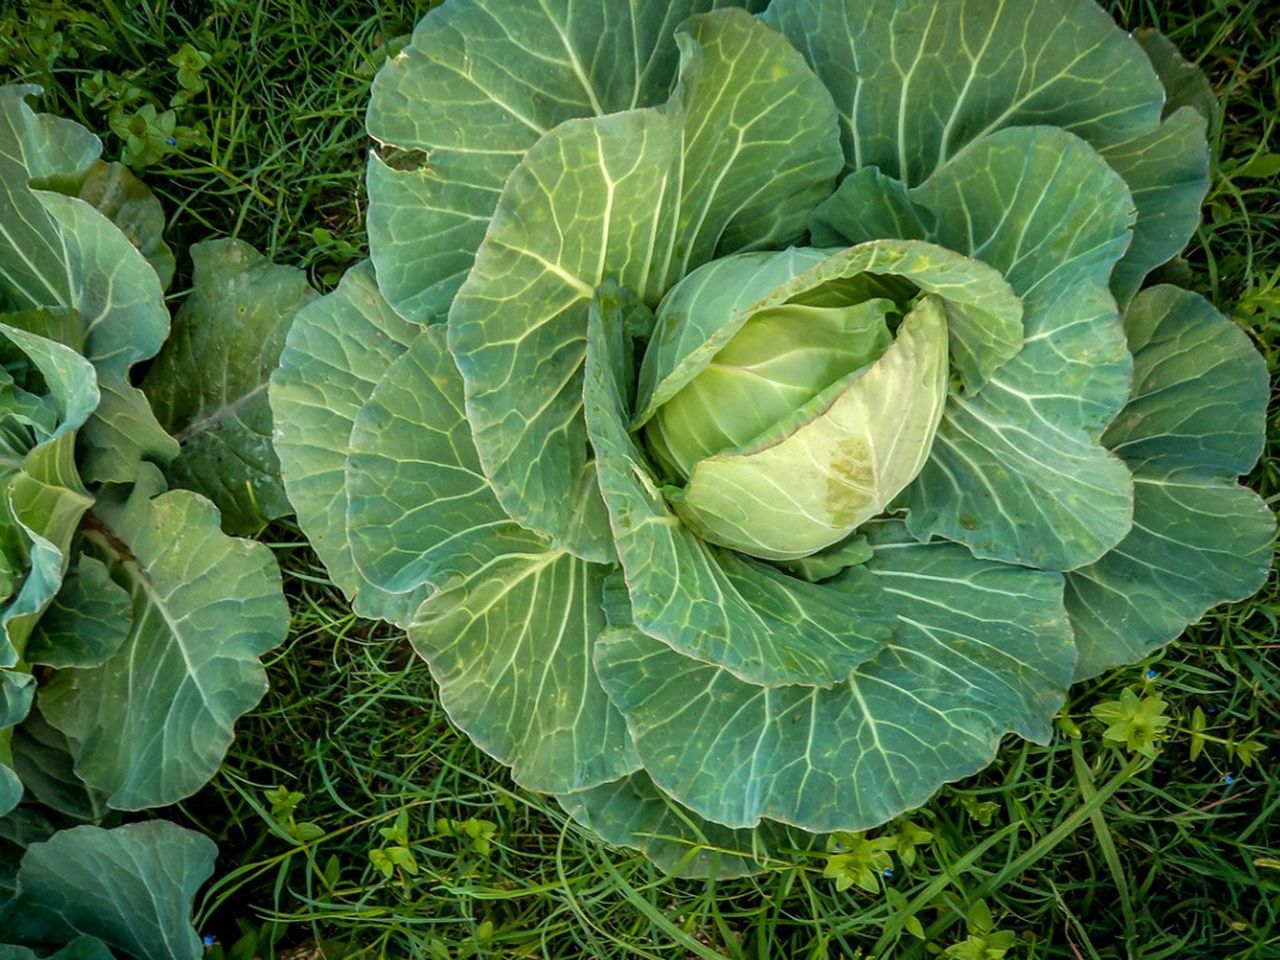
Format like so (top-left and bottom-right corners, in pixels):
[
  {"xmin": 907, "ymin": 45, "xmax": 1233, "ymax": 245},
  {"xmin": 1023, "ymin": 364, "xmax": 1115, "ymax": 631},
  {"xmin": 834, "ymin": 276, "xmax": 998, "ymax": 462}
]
[{"xmin": 270, "ymin": 0, "xmax": 1273, "ymax": 874}]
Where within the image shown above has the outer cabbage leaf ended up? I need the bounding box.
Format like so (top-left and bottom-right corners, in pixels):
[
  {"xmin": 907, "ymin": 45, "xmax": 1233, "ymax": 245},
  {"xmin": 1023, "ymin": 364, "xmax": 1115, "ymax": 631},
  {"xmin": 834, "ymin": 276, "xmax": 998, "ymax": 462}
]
[
  {"xmin": 448, "ymin": 8, "xmax": 842, "ymax": 559},
  {"xmin": 23, "ymin": 556, "xmax": 130, "ymax": 670},
  {"xmin": 766, "ymin": 0, "xmax": 1163, "ymax": 182},
  {"xmin": 767, "ymin": 0, "xmax": 1207, "ymax": 301},
  {"xmin": 37, "ymin": 464, "xmax": 288, "ymax": 810},
  {"xmin": 0, "ymin": 938, "xmax": 115, "ymax": 960},
  {"xmin": 0, "ymin": 323, "xmax": 97, "ymax": 814},
  {"xmin": 593, "ymin": 521, "xmax": 1075, "ymax": 831},
  {"xmin": 0, "ymin": 821, "xmax": 214, "ymax": 960},
  {"xmin": 17, "ymin": 107, "xmax": 97, "ymax": 189},
  {"xmin": 72, "ymin": 161, "xmax": 176, "ymax": 290},
  {"xmin": 269, "ymin": 261, "xmax": 422, "ymax": 624},
  {"xmin": 366, "ymin": 0, "xmax": 768, "ymax": 321},
  {"xmin": 144, "ymin": 239, "xmax": 318, "ymax": 533},
  {"xmin": 1097, "ymin": 109, "xmax": 1209, "ymax": 306},
  {"xmin": 560, "ymin": 770, "xmax": 811, "ymax": 879},
  {"xmin": 344, "ymin": 324, "xmax": 639, "ymax": 793},
  {"xmin": 1134, "ymin": 28, "xmax": 1217, "ymax": 122},
  {"xmin": 13, "ymin": 101, "xmax": 173, "ymax": 291},
  {"xmin": 0, "ymin": 86, "xmax": 174, "ymax": 486},
  {"xmin": 0, "ymin": 323, "xmax": 98, "ymax": 663},
  {"xmin": 9, "ymin": 712, "xmax": 108, "ymax": 822},
  {"xmin": 0, "ymin": 673, "xmax": 34, "ymax": 816},
  {"xmin": 0, "ymin": 322, "xmax": 98, "ymax": 812},
  {"xmin": 1066, "ymin": 286, "xmax": 1274, "ymax": 678},
  {"xmin": 407, "ymin": 532, "xmax": 640, "ymax": 794}
]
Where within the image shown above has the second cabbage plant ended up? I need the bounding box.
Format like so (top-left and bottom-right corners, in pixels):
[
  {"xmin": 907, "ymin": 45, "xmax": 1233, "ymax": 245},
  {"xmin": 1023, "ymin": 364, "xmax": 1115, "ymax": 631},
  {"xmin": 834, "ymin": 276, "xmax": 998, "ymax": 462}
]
[{"xmin": 271, "ymin": 0, "xmax": 1273, "ymax": 873}]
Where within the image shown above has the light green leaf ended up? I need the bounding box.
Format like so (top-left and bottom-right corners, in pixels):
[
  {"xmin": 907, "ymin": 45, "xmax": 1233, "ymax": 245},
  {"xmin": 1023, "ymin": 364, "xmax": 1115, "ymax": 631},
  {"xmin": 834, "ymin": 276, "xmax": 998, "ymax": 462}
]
[
  {"xmin": 0, "ymin": 323, "xmax": 99, "ymax": 450},
  {"xmin": 448, "ymin": 9, "xmax": 842, "ymax": 558},
  {"xmin": 0, "ymin": 323, "xmax": 98, "ymax": 663},
  {"xmin": 592, "ymin": 522, "xmax": 1075, "ymax": 830},
  {"xmin": 0, "ymin": 453, "xmax": 91, "ymax": 662},
  {"xmin": 1, "ymin": 821, "xmax": 214, "ymax": 960},
  {"xmin": 27, "ymin": 190, "xmax": 167, "ymax": 380},
  {"xmin": 879, "ymin": 127, "xmax": 1138, "ymax": 569},
  {"xmin": 407, "ymin": 531, "xmax": 640, "ymax": 794},
  {"xmin": 583, "ymin": 282, "xmax": 889, "ymax": 686},
  {"xmin": 645, "ymin": 282, "xmax": 895, "ymax": 478},
  {"xmin": 366, "ymin": 0, "xmax": 768, "ymax": 321},
  {"xmin": 0, "ymin": 86, "xmax": 75, "ymax": 309},
  {"xmin": 676, "ymin": 295, "xmax": 948, "ymax": 560},
  {"xmin": 638, "ymin": 240, "xmax": 1020, "ymax": 431},
  {"xmin": 559, "ymin": 770, "xmax": 809, "ymax": 878},
  {"xmin": 22, "ymin": 107, "xmax": 100, "ymax": 189},
  {"xmin": 767, "ymin": 0, "xmax": 1163, "ymax": 182},
  {"xmin": 634, "ymin": 247, "xmax": 835, "ymax": 429},
  {"xmin": 1066, "ymin": 286, "xmax": 1274, "ymax": 679},
  {"xmin": 344, "ymin": 325, "xmax": 519, "ymax": 604},
  {"xmin": 269, "ymin": 261, "xmax": 421, "ymax": 625},
  {"xmin": 144, "ymin": 239, "xmax": 317, "ymax": 533},
  {"xmin": 38, "ymin": 464, "xmax": 287, "ymax": 809}
]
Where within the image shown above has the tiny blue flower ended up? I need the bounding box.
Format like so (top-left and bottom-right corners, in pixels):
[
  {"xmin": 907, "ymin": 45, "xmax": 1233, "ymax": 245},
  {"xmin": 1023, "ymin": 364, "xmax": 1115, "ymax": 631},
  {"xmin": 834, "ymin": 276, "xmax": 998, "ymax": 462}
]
[
  {"xmin": 165, "ymin": 137, "xmax": 177, "ymax": 146},
  {"xmin": 1145, "ymin": 669, "xmax": 1157, "ymax": 680},
  {"xmin": 202, "ymin": 935, "xmax": 216, "ymax": 948},
  {"xmin": 1223, "ymin": 774, "xmax": 1235, "ymax": 785},
  {"xmin": 1207, "ymin": 705, "xmax": 1217, "ymax": 714},
  {"xmin": 883, "ymin": 868, "xmax": 894, "ymax": 878}
]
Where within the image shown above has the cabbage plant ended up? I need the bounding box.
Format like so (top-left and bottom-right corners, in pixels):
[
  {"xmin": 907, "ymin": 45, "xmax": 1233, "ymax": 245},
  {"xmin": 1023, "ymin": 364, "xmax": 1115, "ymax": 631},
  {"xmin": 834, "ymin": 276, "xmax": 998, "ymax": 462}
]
[
  {"xmin": 0, "ymin": 86, "xmax": 290, "ymax": 956},
  {"xmin": 271, "ymin": 0, "xmax": 1273, "ymax": 874}
]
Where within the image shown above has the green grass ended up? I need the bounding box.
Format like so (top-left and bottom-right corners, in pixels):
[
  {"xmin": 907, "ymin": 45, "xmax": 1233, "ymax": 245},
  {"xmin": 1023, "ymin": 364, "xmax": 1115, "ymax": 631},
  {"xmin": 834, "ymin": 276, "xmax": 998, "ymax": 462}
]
[{"xmin": 3, "ymin": 1, "xmax": 1277, "ymax": 957}]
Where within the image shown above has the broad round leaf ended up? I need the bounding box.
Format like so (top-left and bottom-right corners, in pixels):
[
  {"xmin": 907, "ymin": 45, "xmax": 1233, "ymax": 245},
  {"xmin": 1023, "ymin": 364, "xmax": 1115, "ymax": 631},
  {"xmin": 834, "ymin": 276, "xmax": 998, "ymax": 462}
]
[
  {"xmin": 1066, "ymin": 287, "xmax": 1274, "ymax": 678},
  {"xmin": 593, "ymin": 523, "xmax": 1075, "ymax": 831},
  {"xmin": 38, "ymin": 464, "xmax": 287, "ymax": 810},
  {"xmin": 0, "ymin": 821, "xmax": 215, "ymax": 960}
]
